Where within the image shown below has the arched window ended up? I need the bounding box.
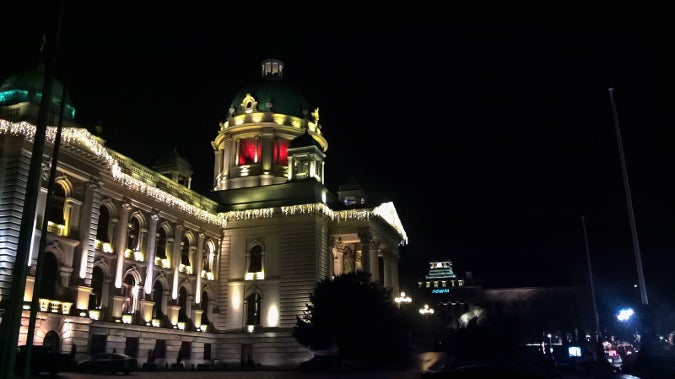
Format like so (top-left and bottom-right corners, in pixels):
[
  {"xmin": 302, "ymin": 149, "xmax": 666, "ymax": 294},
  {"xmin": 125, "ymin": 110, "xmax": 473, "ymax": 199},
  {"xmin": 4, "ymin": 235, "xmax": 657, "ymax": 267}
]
[
  {"xmin": 156, "ymin": 228, "xmax": 167, "ymax": 260},
  {"xmin": 48, "ymin": 183, "xmax": 66, "ymax": 225},
  {"xmin": 246, "ymin": 292, "xmax": 261, "ymax": 326},
  {"xmin": 152, "ymin": 281, "xmax": 164, "ymax": 320},
  {"xmin": 238, "ymin": 138, "xmax": 261, "ymax": 165},
  {"xmin": 89, "ymin": 266, "xmax": 104, "ymax": 309},
  {"xmin": 39, "ymin": 252, "xmax": 59, "ymax": 299},
  {"xmin": 122, "ymin": 274, "xmax": 136, "ymax": 314},
  {"xmin": 181, "ymin": 235, "xmax": 190, "ymax": 266},
  {"xmin": 96, "ymin": 206, "xmax": 110, "ymax": 242},
  {"xmin": 202, "ymin": 241, "xmax": 213, "ymax": 272},
  {"xmin": 178, "ymin": 287, "xmax": 188, "ymax": 322},
  {"xmin": 43, "ymin": 330, "xmax": 61, "ymax": 353},
  {"xmin": 273, "ymin": 138, "xmax": 289, "ymax": 165},
  {"xmin": 127, "ymin": 216, "xmax": 140, "ymax": 251},
  {"xmin": 200, "ymin": 292, "xmax": 209, "ymax": 326},
  {"xmin": 248, "ymin": 245, "xmax": 262, "ymax": 273}
]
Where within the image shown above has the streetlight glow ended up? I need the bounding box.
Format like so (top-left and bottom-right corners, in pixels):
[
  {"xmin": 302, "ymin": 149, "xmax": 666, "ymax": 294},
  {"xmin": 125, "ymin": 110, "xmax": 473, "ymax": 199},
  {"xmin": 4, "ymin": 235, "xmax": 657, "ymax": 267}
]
[
  {"xmin": 395, "ymin": 291, "xmax": 412, "ymax": 306},
  {"xmin": 419, "ymin": 304, "xmax": 434, "ymax": 316},
  {"xmin": 617, "ymin": 308, "xmax": 635, "ymax": 322}
]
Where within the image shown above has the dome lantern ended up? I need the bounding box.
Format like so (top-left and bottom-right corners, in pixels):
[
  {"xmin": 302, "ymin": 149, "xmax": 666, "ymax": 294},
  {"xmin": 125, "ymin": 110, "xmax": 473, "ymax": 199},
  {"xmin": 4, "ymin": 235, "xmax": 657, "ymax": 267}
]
[{"xmin": 261, "ymin": 58, "xmax": 283, "ymax": 80}]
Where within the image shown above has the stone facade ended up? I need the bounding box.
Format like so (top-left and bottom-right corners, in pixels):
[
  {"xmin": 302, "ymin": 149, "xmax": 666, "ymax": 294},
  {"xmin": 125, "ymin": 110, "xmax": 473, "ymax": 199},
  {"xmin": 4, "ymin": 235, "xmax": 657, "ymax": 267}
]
[{"xmin": 0, "ymin": 59, "xmax": 408, "ymax": 369}]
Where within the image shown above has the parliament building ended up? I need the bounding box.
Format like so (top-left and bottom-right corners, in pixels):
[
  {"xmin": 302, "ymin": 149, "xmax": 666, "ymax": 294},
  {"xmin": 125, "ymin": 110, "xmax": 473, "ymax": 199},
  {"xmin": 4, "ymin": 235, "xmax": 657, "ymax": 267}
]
[{"xmin": 0, "ymin": 58, "xmax": 408, "ymax": 368}]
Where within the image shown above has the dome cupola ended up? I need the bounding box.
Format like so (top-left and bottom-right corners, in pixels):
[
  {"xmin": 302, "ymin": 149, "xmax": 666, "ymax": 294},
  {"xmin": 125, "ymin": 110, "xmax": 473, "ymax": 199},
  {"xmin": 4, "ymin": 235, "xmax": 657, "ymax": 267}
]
[
  {"xmin": 0, "ymin": 61, "xmax": 76, "ymax": 122},
  {"xmin": 211, "ymin": 59, "xmax": 327, "ymax": 191}
]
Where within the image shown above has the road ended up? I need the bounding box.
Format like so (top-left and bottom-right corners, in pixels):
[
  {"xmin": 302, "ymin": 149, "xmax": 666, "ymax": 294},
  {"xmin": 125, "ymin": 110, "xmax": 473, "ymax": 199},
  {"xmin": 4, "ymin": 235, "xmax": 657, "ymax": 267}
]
[
  {"xmin": 25, "ymin": 368, "xmax": 647, "ymax": 379},
  {"xmin": 31, "ymin": 369, "xmax": 421, "ymax": 379}
]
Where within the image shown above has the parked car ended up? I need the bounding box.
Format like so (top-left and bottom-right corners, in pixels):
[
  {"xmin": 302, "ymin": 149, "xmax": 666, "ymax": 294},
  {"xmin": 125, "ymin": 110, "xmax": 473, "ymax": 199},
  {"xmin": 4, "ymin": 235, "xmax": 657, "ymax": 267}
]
[{"xmin": 78, "ymin": 352, "xmax": 138, "ymax": 374}]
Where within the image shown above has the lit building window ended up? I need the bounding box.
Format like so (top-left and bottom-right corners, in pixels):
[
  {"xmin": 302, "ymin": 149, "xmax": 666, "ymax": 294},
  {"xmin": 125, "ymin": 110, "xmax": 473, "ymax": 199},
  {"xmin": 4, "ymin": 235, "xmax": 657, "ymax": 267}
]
[
  {"xmin": 156, "ymin": 227, "xmax": 167, "ymax": 261},
  {"xmin": 245, "ymin": 244, "xmax": 264, "ymax": 280},
  {"xmin": 238, "ymin": 138, "xmax": 261, "ymax": 165},
  {"xmin": 48, "ymin": 182, "xmax": 67, "ymax": 225},
  {"xmin": 127, "ymin": 216, "xmax": 140, "ymax": 252},
  {"xmin": 181, "ymin": 235, "xmax": 191, "ymax": 268},
  {"xmin": 96, "ymin": 205, "xmax": 110, "ymax": 243},
  {"xmin": 246, "ymin": 292, "xmax": 261, "ymax": 327}
]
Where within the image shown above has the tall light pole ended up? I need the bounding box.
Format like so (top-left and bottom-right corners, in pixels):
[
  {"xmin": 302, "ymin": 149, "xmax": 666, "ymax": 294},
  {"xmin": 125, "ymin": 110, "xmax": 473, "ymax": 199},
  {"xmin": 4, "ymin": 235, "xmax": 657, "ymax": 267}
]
[
  {"xmin": 419, "ymin": 304, "xmax": 435, "ymax": 349},
  {"xmin": 608, "ymin": 88, "xmax": 648, "ymax": 306},
  {"xmin": 582, "ymin": 216, "xmax": 601, "ymax": 341},
  {"xmin": 0, "ymin": 3, "xmax": 64, "ymax": 378}
]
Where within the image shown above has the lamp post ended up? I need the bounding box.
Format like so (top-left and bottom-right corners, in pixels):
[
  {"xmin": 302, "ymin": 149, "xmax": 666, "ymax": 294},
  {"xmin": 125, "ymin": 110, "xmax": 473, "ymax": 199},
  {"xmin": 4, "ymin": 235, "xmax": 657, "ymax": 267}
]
[
  {"xmin": 617, "ymin": 307, "xmax": 636, "ymax": 342},
  {"xmin": 419, "ymin": 304, "xmax": 435, "ymax": 349},
  {"xmin": 419, "ymin": 304, "xmax": 434, "ymax": 317},
  {"xmin": 547, "ymin": 333, "xmax": 553, "ymax": 354},
  {"xmin": 395, "ymin": 291, "xmax": 412, "ymax": 308}
]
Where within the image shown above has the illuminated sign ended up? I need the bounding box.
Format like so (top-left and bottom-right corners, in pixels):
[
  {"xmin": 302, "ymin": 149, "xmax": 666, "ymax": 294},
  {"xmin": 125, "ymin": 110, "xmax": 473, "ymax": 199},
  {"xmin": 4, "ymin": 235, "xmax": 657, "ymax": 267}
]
[{"xmin": 432, "ymin": 289, "xmax": 449, "ymax": 294}]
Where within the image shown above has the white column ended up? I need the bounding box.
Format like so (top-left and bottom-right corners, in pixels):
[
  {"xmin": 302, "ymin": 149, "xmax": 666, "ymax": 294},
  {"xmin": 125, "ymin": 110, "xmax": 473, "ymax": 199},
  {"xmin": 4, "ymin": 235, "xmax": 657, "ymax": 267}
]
[
  {"xmin": 369, "ymin": 240, "xmax": 380, "ymax": 284},
  {"xmin": 144, "ymin": 212, "xmax": 160, "ymax": 295},
  {"xmin": 358, "ymin": 232, "xmax": 372, "ymax": 275},
  {"xmin": 195, "ymin": 231, "xmax": 205, "ymax": 303},
  {"xmin": 78, "ymin": 182, "xmax": 98, "ymax": 280},
  {"xmin": 114, "ymin": 201, "xmax": 132, "ymax": 288},
  {"xmin": 171, "ymin": 223, "xmax": 185, "ymax": 300},
  {"xmin": 391, "ymin": 249, "xmax": 400, "ymax": 294}
]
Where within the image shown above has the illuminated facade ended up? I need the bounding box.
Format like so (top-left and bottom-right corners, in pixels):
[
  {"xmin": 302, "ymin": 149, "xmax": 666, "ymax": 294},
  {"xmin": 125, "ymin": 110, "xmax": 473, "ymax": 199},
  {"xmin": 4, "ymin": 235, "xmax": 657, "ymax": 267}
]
[
  {"xmin": 0, "ymin": 59, "xmax": 407, "ymax": 368},
  {"xmin": 415, "ymin": 260, "xmax": 482, "ymax": 330}
]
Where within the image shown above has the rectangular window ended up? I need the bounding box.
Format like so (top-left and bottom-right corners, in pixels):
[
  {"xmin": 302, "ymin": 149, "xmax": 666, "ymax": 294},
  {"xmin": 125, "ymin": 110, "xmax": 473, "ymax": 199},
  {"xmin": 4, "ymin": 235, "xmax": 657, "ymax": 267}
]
[
  {"xmin": 273, "ymin": 138, "xmax": 289, "ymax": 165},
  {"xmin": 154, "ymin": 340, "xmax": 167, "ymax": 359},
  {"xmin": 179, "ymin": 341, "xmax": 191, "ymax": 362},
  {"xmin": 204, "ymin": 343, "xmax": 212, "ymax": 360},
  {"xmin": 238, "ymin": 138, "xmax": 261, "ymax": 165},
  {"xmin": 125, "ymin": 337, "xmax": 139, "ymax": 358},
  {"xmin": 90, "ymin": 334, "xmax": 107, "ymax": 355}
]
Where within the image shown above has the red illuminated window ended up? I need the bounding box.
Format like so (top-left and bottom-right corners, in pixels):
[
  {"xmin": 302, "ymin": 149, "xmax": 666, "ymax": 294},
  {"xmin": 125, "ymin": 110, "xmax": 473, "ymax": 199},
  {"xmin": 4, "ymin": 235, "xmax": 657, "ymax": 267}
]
[
  {"xmin": 238, "ymin": 138, "xmax": 261, "ymax": 165},
  {"xmin": 273, "ymin": 138, "xmax": 289, "ymax": 165}
]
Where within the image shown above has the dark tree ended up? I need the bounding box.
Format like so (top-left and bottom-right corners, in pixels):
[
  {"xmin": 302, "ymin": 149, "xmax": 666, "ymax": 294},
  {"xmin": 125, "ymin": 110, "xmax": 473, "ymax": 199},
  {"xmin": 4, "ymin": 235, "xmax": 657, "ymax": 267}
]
[{"xmin": 293, "ymin": 271, "xmax": 410, "ymax": 362}]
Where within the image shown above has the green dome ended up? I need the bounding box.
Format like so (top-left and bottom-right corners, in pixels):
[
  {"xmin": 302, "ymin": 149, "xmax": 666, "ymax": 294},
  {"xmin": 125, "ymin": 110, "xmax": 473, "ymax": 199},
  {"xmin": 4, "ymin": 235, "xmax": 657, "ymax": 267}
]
[
  {"xmin": 0, "ymin": 61, "xmax": 75, "ymax": 119},
  {"xmin": 228, "ymin": 59, "xmax": 312, "ymax": 119},
  {"xmin": 289, "ymin": 130, "xmax": 322, "ymax": 150}
]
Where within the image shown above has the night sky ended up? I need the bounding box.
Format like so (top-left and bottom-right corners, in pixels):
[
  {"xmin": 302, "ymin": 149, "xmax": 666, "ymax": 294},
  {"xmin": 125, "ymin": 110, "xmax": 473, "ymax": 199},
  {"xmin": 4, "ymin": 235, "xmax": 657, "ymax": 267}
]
[{"xmin": 3, "ymin": 5, "xmax": 675, "ymax": 326}]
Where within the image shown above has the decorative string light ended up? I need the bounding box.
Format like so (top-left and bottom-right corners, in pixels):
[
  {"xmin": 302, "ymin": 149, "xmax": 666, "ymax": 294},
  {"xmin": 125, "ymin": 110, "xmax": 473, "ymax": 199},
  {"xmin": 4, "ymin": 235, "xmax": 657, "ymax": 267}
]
[
  {"xmin": 2, "ymin": 120, "xmax": 407, "ymax": 244},
  {"xmin": 1, "ymin": 120, "xmax": 227, "ymax": 227}
]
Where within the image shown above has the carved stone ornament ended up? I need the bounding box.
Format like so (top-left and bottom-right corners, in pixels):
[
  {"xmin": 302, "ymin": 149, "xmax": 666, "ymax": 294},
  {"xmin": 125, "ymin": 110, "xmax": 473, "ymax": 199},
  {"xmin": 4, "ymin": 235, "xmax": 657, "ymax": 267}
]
[
  {"xmin": 311, "ymin": 107, "xmax": 320, "ymax": 123},
  {"xmin": 241, "ymin": 94, "xmax": 258, "ymax": 113}
]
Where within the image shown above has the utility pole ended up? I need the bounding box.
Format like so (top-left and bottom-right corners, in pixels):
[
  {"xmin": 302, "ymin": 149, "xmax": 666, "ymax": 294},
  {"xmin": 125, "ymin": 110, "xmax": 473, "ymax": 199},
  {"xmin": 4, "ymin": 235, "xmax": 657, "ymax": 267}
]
[
  {"xmin": 0, "ymin": 3, "xmax": 64, "ymax": 378},
  {"xmin": 581, "ymin": 216, "xmax": 601, "ymax": 341}
]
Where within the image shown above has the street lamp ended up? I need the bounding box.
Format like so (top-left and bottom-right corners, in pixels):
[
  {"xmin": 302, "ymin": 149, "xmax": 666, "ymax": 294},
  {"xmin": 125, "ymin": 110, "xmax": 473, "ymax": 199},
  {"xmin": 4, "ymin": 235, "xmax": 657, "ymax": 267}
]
[
  {"xmin": 395, "ymin": 291, "xmax": 412, "ymax": 308},
  {"xmin": 419, "ymin": 304, "xmax": 434, "ymax": 317},
  {"xmin": 616, "ymin": 308, "xmax": 635, "ymax": 322},
  {"xmin": 419, "ymin": 304, "xmax": 436, "ymax": 349},
  {"xmin": 617, "ymin": 307, "xmax": 637, "ymax": 342},
  {"xmin": 547, "ymin": 333, "xmax": 553, "ymax": 354}
]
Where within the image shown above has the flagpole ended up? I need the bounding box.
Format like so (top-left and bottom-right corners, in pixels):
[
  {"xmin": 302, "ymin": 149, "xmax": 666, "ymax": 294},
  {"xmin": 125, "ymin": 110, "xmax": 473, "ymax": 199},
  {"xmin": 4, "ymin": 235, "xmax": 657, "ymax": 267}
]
[
  {"xmin": 608, "ymin": 87, "xmax": 648, "ymax": 307},
  {"xmin": 581, "ymin": 216, "xmax": 601, "ymax": 341}
]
